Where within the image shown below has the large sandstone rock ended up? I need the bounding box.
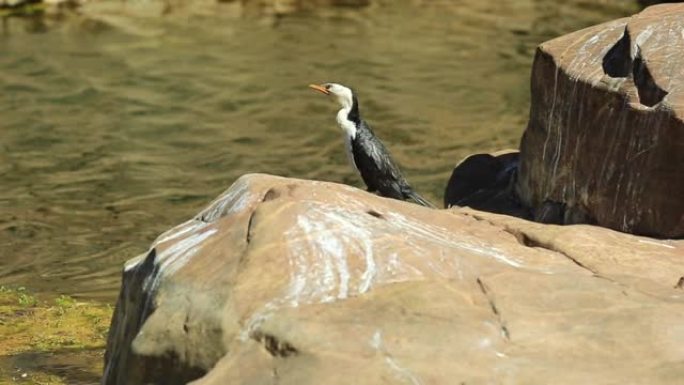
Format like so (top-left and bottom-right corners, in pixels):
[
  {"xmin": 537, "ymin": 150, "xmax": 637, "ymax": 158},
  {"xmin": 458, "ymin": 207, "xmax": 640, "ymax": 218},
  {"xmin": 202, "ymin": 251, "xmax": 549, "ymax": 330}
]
[
  {"xmin": 103, "ymin": 174, "xmax": 684, "ymax": 385},
  {"xmin": 517, "ymin": 4, "xmax": 684, "ymax": 238}
]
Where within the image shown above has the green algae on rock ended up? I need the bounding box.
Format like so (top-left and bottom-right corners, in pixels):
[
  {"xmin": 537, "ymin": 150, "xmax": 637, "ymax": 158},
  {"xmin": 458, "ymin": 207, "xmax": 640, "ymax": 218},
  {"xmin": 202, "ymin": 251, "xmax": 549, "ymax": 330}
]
[{"xmin": 0, "ymin": 286, "xmax": 112, "ymax": 356}]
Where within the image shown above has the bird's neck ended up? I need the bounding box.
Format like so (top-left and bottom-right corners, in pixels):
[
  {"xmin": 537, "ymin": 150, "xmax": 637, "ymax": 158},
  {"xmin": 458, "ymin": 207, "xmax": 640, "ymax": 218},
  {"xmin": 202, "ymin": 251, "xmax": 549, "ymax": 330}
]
[
  {"xmin": 336, "ymin": 107, "xmax": 356, "ymax": 138},
  {"xmin": 335, "ymin": 96, "xmax": 361, "ymax": 139}
]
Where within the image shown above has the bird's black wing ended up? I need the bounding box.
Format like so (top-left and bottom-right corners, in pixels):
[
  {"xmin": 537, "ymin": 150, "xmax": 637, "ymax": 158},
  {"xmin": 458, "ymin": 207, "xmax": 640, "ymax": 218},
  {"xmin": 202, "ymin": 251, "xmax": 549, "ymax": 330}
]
[{"xmin": 351, "ymin": 121, "xmax": 410, "ymax": 200}]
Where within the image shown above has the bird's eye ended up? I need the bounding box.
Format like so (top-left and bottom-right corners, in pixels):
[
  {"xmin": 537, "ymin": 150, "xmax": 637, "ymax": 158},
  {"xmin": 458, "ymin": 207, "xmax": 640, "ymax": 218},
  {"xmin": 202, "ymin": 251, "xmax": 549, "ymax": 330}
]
[{"xmin": 325, "ymin": 84, "xmax": 331, "ymax": 90}]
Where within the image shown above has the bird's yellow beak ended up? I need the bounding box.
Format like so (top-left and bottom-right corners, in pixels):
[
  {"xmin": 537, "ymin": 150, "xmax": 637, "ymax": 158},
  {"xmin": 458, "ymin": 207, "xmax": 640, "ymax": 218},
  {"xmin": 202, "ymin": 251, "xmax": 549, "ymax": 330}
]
[{"xmin": 308, "ymin": 84, "xmax": 330, "ymax": 95}]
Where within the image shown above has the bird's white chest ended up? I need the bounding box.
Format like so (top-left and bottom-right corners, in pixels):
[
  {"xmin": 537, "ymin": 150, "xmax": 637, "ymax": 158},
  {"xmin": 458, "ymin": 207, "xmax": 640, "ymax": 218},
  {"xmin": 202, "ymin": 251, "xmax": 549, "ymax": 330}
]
[{"xmin": 336, "ymin": 109, "xmax": 358, "ymax": 172}]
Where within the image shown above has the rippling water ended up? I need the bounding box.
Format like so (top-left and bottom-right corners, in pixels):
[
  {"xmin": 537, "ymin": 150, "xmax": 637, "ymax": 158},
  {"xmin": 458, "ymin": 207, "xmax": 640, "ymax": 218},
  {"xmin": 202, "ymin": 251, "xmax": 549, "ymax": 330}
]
[{"xmin": 0, "ymin": 0, "xmax": 639, "ymax": 302}]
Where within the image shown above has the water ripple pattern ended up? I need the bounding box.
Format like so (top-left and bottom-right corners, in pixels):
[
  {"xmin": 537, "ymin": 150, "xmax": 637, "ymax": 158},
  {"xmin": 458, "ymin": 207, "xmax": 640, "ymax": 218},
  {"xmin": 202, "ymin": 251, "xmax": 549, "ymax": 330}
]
[{"xmin": 0, "ymin": 0, "xmax": 639, "ymax": 300}]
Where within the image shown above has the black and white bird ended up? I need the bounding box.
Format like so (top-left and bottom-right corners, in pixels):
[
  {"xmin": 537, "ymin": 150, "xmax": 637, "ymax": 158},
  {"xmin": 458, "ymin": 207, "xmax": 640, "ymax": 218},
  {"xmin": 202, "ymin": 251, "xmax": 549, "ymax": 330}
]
[{"xmin": 309, "ymin": 82, "xmax": 435, "ymax": 208}]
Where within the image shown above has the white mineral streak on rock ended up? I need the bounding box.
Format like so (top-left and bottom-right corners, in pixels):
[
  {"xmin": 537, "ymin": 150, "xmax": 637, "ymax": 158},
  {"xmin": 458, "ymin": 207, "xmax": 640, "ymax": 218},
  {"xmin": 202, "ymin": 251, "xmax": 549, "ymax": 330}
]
[
  {"xmin": 634, "ymin": 25, "xmax": 654, "ymax": 54},
  {"xmin": 248, "ymin": 203, "xmax": 527, "ymax": 338},
  {"xmin": 286, "ymin": 226, "xmax": 309, "ymax": 307},
  {"xmin": 239, "ymin": 185, "xmax": 525, "ymax": 344},
  {"xmin": 126, "ymin": 213, "xmax": 218, "ymax": 326},
  {"xmin": 385, "ymin": 356, "xmax": 422, "ymax": 385},
  {"xmin": 241, "ymin": 206, "xmax": 371, "ymax": 340},
  {"xmin": 541, "ymin": 55, "xmax": 561, "ymax": 167},
  {"xmin": 199, "ymin": 177, "xmax": 253, "ymax": 221},
  {"xmin": 385, "ymin": 212, "xmax": 523, "ymax": 268},
  {"xmin": 370, "ymin": 330, "xmax": 382, "ymax": 350},
  {"xmin": 124, "ymin": 221, "xmax": 207, "ymax": 272},
  {"xmin": 155, "ymin": 220, "xmax": 207, "ymax": 245},
  {"xmin": 359, "ymin": 236, "xmax": 377, "ymax": 294},
  {"xmin": 637, "ymin": 239, "xmax": 675, "ymax": 249},
  {"xmin": 241, "ymin": 206, "xmax": 376, "ymax": 339},
  {"xmin": 124, "ymin": 254, "xmax": 145, "ymax": 272},
  {"xmin": 221, "ymin": 183, "xmax": 252, "ymax": 216},
  {"xmin": 239, "ymin": 301, "xmax": 279, "ymax": 341},
  {"xmin": 370, "ymin": 329, "xmax": 422, "ymax": 385},
  {"xmin": 287, "ymin": 206, "xmax": 377, "ymax": 304},
  {"xmin": 145, "ymin": 226, "xmax": 215, "ymax": 315},
  {"xmin": 567, "ymin": 28, "xmax": 603, "ymax": 75},
  {"xmin": 296, "ymin": 214, "xmax": 347, "ymax": 303},
  {"xmin": 384, "ymin": 252, "xmax": 408, "ymax": 280},
  {"xmin": 158, "ymin": 227, "xmax": 218, "ymax": 277}
]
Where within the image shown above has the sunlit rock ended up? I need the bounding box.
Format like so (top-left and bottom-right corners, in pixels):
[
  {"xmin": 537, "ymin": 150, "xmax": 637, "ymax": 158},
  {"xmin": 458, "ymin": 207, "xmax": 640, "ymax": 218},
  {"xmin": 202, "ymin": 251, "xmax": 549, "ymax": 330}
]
[
  {"xmin": 103, "ymin": 174, "xmax": 684, "ymax": 385},
  {"xmin": 517, "ymin": 4, "xmax": 684, "ymax": 238}
]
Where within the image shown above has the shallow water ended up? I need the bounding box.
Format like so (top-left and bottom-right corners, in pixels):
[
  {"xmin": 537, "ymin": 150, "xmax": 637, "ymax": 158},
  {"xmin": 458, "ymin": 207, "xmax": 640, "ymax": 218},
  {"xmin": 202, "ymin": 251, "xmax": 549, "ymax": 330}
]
[
  {"xmin": 0, "ymin": 348, "xmax": 102, "ymax": 384},
  {"xmin": 0, "ymin": 0, "xmax": 639, "ymax": 302}
]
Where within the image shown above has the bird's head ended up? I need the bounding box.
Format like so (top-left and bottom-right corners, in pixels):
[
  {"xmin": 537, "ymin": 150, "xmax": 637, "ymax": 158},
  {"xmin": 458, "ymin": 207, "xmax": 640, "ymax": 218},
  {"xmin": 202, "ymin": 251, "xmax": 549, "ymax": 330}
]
[{"xmin": 308, "ymin": 83, "xmax": 355, "ymax": 110}]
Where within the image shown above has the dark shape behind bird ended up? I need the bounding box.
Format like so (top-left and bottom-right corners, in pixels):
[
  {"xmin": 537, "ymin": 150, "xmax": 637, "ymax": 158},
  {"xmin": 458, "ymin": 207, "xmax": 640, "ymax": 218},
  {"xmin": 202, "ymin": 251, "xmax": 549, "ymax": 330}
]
[
  {"xmin": 309, "ymin": 83, "xmax": 435, "ymax": 208},
  {"xmin": 443, "ymin": 152, "xmax": 530, "ymax": 218}
]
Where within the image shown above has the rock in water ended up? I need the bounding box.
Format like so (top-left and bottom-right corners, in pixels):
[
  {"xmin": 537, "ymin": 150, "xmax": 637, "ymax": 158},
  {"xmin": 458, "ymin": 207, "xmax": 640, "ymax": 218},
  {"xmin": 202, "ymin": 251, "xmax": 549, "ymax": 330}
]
[
  {"xmin": 103, "ymin": 174, "xmax": 684, "ymax": 385},
  {"xmin": 517, "ymin": 4, "xmax": 684, "ymax": 238}
]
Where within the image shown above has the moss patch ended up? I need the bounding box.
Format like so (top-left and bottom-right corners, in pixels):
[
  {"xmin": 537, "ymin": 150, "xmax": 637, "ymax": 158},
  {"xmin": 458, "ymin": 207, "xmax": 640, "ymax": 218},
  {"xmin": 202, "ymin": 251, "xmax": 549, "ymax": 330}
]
[{"xmin": 0, "ymin": 286, "xmax": 112, "ymax": 356}]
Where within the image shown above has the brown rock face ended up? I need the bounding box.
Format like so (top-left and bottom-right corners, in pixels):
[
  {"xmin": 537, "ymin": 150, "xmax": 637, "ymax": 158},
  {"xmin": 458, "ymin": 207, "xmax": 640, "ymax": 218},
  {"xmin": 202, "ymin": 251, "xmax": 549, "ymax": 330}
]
[
  {"xmin": 103, "ymin": 174, "xmax": 684, "ymax": 385},
  {"xmin": 517, "ymin": 4, "xmax": 684, "ymax": 238}
]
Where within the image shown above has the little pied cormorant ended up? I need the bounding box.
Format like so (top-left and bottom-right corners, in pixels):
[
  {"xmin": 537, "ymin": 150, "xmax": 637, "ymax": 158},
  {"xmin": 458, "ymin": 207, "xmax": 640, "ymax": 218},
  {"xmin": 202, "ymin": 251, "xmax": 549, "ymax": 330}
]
[{"xmin": 309, "ymin": 82, "xmax": 435, "ymax": 208}]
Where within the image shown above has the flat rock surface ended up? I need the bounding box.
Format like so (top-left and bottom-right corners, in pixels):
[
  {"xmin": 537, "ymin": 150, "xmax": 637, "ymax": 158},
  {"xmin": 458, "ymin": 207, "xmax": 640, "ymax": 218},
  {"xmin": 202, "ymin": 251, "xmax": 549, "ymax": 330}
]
[
  {"xmin": 517, "ymin": 4, "xmax": 684, "ymax": 238},
  {"xmin": 104, "ymin": 174, "xmax": 684, "ymax": 385}
]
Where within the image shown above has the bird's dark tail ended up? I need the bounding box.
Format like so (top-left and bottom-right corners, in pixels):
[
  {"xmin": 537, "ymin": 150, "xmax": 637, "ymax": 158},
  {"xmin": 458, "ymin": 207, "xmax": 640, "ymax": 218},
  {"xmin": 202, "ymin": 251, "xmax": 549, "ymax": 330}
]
[{"xmin": 407, "ymin": 191, "xmax": 436, "ymax": 208}]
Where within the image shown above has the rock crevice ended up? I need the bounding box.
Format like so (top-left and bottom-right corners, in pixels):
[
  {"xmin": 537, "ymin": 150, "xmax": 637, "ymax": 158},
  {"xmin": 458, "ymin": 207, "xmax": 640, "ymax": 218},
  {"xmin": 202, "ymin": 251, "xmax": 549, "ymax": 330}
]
[{"xmin": 475, "ymin": 277, "xmax": 510, "ymax": 341}]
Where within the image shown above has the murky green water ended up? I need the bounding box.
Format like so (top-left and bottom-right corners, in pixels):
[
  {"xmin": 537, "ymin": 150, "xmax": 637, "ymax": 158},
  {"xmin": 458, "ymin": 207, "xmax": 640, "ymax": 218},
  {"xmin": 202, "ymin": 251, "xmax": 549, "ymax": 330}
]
[
  {"xmin": 0, "ymin": 1, "xmax": 639, "ymax": 303},
  {"xmin": 0, "ymin": 349, "xmax": 102, "ymax": 384}
]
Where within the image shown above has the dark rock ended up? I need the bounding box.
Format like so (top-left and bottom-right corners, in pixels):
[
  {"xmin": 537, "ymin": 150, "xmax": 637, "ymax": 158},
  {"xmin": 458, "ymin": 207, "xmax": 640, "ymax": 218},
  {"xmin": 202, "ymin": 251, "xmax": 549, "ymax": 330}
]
[
  {"xmin": 533, "ymin": 200, "xmax": 565, "ymax": 225},
  {"xmin": 638, "ymin": 0, "xmax": 682, "ymax": 7},
  {"xmin": 444, "ymin": 151, "xmax": 530, "ymax": 219},
  {"xmin": 517, "ymin": 4, "xmax": 684, "ymax": 238}
]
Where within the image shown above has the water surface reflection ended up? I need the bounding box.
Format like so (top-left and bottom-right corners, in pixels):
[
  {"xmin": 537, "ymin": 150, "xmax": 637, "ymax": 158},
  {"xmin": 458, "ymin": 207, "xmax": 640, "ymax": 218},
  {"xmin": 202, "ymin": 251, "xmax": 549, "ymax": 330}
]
[{"xmin": 0, "ymin": 0, "xmax": 639, "ymax": 301}]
